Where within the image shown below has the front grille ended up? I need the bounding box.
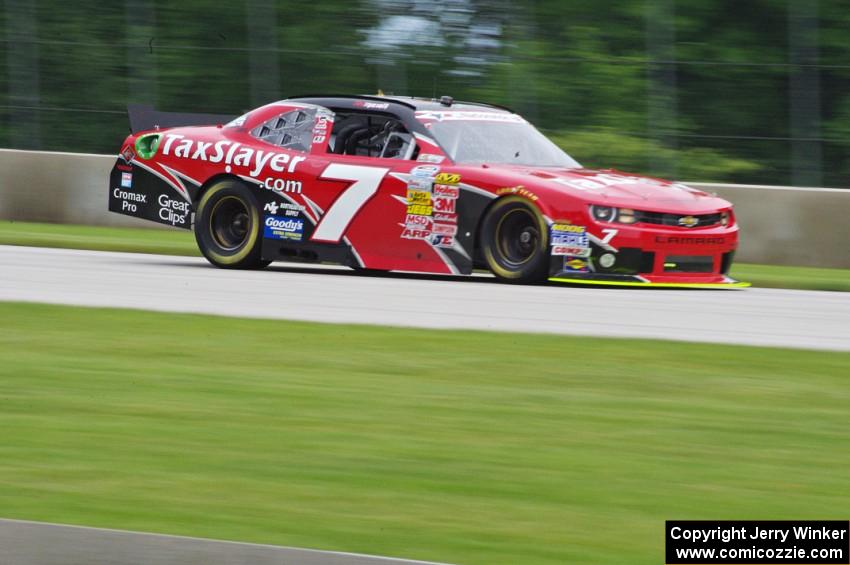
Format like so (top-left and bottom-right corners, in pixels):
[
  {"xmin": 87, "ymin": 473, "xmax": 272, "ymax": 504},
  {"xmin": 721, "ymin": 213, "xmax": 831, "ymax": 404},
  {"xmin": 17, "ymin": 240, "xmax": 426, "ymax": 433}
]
[
  {"xmin": 663, "ymin": 255, "xmax": 714, "ymax": 273},
  {"xmin": 636, "ymin": 211, "xmax": 722, "ymax": 228}
]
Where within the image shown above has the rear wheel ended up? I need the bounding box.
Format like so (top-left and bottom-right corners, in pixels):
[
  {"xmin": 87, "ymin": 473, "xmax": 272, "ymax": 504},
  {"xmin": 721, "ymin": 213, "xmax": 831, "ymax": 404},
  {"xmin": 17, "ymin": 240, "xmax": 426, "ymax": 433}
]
[
  {"xmin": 194, "ymin": 179, "xmax": 270, "ymax": 269},
  {"xmin": 480, "ymin": 197, "xmax": 549, "ymax": 283}
]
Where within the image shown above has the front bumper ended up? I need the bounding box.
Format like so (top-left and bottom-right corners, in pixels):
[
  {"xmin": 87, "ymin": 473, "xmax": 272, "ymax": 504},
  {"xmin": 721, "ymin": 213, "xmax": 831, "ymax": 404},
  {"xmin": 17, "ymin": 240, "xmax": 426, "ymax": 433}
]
[{"xmin": 547, "ymin": 221, "xmax": 747, "ymax": 288}]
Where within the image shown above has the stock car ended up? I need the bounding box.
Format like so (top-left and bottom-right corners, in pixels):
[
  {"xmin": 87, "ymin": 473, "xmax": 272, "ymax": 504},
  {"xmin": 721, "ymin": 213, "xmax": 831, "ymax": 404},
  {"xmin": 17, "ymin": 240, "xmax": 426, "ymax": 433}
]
[{"xmin": 109, "ymin": 95, "xmax": 748, "ymax": 288}]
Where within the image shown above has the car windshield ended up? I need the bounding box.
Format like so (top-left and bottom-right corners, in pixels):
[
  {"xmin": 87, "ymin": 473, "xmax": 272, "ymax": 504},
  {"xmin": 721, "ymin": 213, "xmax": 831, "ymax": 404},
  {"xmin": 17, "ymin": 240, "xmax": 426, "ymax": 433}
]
[{"xmin": 421, "ymin": 114, "xmax": 581, "ymax": 167}]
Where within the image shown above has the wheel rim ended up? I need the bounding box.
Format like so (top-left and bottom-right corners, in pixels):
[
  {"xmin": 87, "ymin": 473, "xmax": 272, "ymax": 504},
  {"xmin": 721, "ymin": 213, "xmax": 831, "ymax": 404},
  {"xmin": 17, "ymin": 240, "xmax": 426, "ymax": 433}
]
[
  {"xmin": 494, "ymin": 208, "xmax": 540, "ymax": 266},
  {"xmin": 210, "ymin": 196, "xmax": 251, "ymax": 251}
]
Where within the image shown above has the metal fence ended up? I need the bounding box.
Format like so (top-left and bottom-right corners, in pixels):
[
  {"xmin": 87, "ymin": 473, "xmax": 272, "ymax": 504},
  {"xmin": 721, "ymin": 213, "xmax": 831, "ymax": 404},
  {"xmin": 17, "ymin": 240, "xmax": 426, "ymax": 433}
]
[{"xmin": 1, "ymin": 0, "xmax": 849, "ymax": 188}]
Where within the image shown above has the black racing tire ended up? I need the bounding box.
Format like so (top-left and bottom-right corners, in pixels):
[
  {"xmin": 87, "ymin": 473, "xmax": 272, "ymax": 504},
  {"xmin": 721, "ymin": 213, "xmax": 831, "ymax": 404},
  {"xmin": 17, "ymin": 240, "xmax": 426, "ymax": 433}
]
[
  {"xmin": 480, "ymin": 197, "xmax": 550, "ymax": 284},
  {"xmin": 194, "ymin": 179, "xmax": 270, "ymax": 270}
]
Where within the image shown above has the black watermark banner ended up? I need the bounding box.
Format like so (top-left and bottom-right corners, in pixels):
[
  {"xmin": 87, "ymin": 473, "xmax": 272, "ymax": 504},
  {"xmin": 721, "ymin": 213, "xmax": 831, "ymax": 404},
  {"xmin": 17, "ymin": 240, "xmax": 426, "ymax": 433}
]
[{"xmin": 666, "ymin": 521, "xmax": 849, "ymax": 564}]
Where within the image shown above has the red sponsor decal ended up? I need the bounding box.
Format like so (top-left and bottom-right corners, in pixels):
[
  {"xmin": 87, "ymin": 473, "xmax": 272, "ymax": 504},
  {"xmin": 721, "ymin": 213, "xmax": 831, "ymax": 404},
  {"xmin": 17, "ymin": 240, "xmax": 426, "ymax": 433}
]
[
  {"xmin": 404, "ymin": 214, "xmax": 431, "ymax": 228},
  {"xmin": 433, "ymin": 212, "xmax": 457, "ymax": 223},
  {"xmin": 433, "ymin": 196, "xmax": 456, "ymax": 213},
  {"xmin": 432, "ymin": 222, "xmax": 457, "ymax": 236},
  {"xmin": 433, "ymin": 184, "xmax": 459, "ymax": 198},
  {"xmin": 551, "ymin": 245, "xmax": 589, "ymax": 256},
  {"xmin": 401, "ymin": 227, "xmax": 431, "ymax": 240}
]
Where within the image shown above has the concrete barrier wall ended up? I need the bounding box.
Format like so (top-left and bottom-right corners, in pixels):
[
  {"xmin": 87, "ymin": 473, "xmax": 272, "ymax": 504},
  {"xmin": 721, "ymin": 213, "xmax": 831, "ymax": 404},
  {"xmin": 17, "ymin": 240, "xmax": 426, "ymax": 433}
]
[
  {"xmin": 691, "ymin": 182, "xmax": 850, "ymax": 268},
  {"xmin": 0, "ymin": 149, "xmax": 848, "ymax": 267},
  {"xmin": 0, "ymin": 149, "xmax": 165, "ymax": 229}
]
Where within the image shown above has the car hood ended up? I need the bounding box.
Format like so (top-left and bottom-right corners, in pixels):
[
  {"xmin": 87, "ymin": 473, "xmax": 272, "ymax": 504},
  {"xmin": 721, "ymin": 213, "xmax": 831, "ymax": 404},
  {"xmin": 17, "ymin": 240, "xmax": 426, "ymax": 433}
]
[{"xmin": 480, "ymin": 166, "xmax": 732, "ymax": 213}]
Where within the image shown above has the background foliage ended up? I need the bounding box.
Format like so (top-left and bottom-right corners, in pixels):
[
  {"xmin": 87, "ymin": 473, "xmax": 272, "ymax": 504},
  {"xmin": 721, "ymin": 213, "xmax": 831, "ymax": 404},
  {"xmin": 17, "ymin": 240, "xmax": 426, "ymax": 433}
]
[{"xmin": 1, "ymin": 0, "xmax": 847, "ymax": 186}]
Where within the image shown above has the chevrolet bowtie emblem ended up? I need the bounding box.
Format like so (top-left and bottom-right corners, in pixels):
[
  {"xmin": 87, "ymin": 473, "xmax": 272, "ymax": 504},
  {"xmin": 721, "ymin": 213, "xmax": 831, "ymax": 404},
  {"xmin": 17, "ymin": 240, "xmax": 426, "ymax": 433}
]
[{"xmin": 678, "ymin": 215, "xmax": 699, "ymax": 227}]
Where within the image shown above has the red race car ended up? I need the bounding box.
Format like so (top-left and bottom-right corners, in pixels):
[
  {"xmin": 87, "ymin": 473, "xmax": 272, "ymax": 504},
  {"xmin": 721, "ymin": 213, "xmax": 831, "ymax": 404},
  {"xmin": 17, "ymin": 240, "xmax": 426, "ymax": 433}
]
[{"xmin": 109, "ymin": 95, "xmax": 747, "ymax": 288}]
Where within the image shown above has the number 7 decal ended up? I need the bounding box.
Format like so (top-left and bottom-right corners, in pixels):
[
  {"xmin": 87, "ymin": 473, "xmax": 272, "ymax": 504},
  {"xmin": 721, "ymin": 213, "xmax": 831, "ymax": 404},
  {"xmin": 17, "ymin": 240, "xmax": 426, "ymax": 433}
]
[{"xmin": 310, "ymin": 163, "xmax": 390, "ymax": 243}]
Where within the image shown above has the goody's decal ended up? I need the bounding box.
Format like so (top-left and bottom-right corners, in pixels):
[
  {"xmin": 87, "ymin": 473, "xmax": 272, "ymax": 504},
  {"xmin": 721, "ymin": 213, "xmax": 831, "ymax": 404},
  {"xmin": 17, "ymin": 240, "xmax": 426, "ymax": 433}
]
[{"xmin": 263, "ymin": 215, "xmax": 304, "ymax": 242}]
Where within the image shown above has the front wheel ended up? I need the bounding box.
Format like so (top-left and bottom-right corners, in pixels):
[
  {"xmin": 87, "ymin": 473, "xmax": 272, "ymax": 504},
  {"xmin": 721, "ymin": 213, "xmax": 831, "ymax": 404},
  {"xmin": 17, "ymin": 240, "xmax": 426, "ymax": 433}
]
[
  {"xmin": 480, "ymin": 197, "xmax": 550, "ymax": 284},
  {"xmin": 194, "ymin": 179, "xmax": 270, "ymax": 269}
]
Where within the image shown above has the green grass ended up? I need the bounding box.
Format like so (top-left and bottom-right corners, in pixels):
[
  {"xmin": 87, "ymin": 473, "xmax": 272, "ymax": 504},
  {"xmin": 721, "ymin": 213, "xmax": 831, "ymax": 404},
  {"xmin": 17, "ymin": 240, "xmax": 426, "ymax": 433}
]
[
  {"xmin": 1, "ymin": 302, "xmax": 848, "ymax": 564},
  {"xmin": 0, "ymin": 220, "xmax": 198, "ymax": 256},
  {"xmin": 1, "ymin": 220, "xmax": 849, "ymax": 291}
]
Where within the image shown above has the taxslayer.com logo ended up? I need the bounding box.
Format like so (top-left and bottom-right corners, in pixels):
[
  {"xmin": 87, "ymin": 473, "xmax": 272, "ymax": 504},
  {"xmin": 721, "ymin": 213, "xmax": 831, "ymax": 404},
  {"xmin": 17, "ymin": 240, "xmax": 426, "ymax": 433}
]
[{"xmin": 160, "ymin": 134, "xmax": 306, "ymax": 177}]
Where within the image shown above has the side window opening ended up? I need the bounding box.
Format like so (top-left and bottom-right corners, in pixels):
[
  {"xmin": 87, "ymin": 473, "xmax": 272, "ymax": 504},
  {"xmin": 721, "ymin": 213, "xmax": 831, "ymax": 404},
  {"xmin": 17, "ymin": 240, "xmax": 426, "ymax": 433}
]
[
  {"xmin": 328, "ymin": 111, "xmax": 418, "ymax": 160},
  {"xmin": 251, "ymin": 108, "xmax": 315, "ymax": 152}
]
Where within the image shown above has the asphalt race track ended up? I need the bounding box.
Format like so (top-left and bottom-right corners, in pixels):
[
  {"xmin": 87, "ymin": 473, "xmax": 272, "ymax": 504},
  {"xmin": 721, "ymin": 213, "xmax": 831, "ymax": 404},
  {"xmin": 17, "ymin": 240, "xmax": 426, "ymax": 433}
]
[
  {"xmin": 0, "ymin": 519, "xmax": 452, "ymax": 565},
  {"xmin": 2, "ymin": 245, "xmax": 848, "ymax": 351}
]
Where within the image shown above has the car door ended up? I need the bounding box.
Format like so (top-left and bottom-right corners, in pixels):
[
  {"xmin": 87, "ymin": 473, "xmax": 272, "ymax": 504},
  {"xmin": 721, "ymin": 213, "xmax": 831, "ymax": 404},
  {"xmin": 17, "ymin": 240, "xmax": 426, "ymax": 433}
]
[{"xmin": 300, "ymin": 109, "xmax": 463, "ymax": 274}]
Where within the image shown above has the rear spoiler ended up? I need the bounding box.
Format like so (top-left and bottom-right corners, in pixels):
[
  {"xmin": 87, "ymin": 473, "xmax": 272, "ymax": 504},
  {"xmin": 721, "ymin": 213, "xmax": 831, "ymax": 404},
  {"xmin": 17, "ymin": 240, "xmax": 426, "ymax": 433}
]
[{"xmin": 127, "ymin": 104, "xmax": 238, "ymax": 134}]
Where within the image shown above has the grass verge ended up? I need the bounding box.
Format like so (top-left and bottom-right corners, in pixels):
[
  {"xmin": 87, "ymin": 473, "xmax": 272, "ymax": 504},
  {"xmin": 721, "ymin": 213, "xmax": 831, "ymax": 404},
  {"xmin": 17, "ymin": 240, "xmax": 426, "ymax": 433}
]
[
  {"xmin": 1, "ymin": 302, "xmax": 848, "ymax": 564},
  {"xmin": 1, "ymin": 220, "xmax": 848, "ymax": 291}
]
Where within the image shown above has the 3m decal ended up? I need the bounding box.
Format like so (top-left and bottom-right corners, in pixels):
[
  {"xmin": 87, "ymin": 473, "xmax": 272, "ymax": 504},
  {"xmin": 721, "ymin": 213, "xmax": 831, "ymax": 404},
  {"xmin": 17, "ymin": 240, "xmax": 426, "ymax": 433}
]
[
  {"xmin": 433, "ymin": 197, "xmax": 456, "ymax": 213},
  {"xmin": 311, "ymin": 163, "xmax": 390, "ymax": 243}
]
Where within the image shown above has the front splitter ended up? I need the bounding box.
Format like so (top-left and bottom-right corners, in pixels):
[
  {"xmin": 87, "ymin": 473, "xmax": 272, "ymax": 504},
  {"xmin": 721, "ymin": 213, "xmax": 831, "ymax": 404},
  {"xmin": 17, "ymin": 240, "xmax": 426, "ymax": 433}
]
[{"xmin": 548, "ymin": 276, "xmax": 751, "ymax": 289}]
